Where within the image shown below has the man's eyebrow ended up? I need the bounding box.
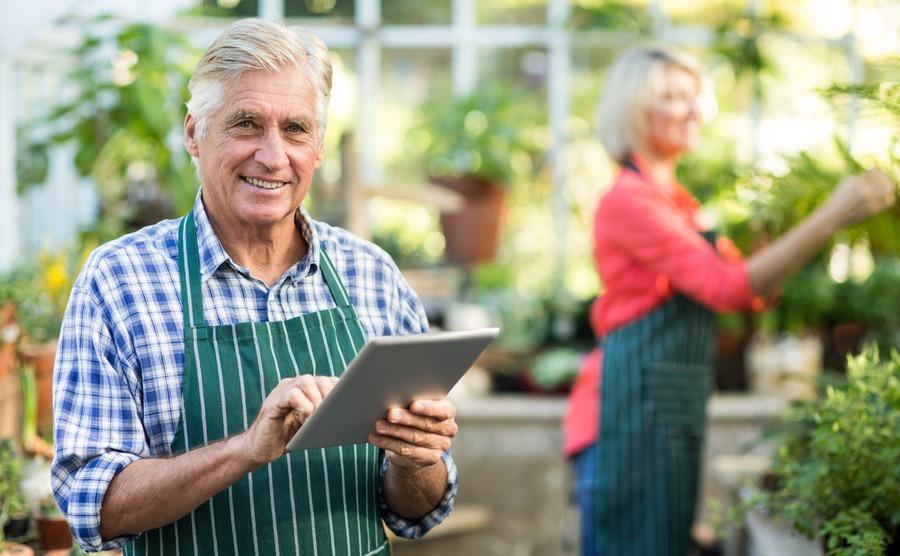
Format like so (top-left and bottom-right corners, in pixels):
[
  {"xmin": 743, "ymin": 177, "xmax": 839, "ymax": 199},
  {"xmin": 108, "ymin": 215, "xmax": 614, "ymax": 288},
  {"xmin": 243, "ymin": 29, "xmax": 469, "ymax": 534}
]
[
  {"xmin": 223, "ymin": 111, "xmax": 260, "ymax": 125},
  {"xmin": 286, "ymin": 118, "xmax": 313, "ymax": 130}
]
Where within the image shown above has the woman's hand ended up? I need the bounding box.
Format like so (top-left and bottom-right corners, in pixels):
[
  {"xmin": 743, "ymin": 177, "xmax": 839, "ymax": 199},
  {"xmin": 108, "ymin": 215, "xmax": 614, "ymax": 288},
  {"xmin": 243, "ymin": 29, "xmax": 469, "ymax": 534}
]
[
  {"xmin": 825, "ymin": 168, "xmax": 896, "ymax": 227},
  {"xmin": 747, "ymin": 167, "xmax": 896, "ymax": 296}
]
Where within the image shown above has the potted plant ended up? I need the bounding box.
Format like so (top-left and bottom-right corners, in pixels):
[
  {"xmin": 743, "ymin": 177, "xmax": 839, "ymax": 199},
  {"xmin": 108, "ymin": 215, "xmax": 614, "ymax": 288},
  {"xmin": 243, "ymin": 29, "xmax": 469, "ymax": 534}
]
[
  {"xmin": 18, "ymin": 455, "xmax": 71, "ymax": 552},
  {"xmin": 732, "ymin": 347, "xmax": 900, "ymax": 555},
  {"xmin": 409, "ymin": 84, "xmax": 544, "ymax": 266},
  {"xmin": 0, "ymin": 439, "xmax": 34, "ymax": 556}
]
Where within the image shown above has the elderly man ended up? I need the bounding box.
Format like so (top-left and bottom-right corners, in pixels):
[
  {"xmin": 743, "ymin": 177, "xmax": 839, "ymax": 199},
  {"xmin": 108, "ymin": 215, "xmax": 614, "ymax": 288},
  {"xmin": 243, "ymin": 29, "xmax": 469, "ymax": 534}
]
[{"xmin": 52, "ymin": 18, "xmax": 457, "ymax": 555}]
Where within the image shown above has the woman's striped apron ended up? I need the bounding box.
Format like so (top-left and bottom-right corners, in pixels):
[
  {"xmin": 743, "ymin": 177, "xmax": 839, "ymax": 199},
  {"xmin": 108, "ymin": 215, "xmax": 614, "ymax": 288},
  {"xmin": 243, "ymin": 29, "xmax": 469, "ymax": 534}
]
[
  {"xmin": 125, "ymin": 211, "xmax": 388, "ymax": 556},
  {"xmin": 592, "ymin": 203, "xmax": 718, "ymax": 556}
]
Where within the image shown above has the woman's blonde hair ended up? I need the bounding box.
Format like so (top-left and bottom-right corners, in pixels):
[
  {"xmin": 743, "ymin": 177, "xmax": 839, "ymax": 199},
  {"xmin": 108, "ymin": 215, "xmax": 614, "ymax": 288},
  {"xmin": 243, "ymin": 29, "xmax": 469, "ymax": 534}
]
[
  {"xmin": 186, "ymin": 18, "xmax": 333, "ymax": 147},
  {"xmin": 595, "ymin": 43, "xmax": 703, "ymax": 165}
]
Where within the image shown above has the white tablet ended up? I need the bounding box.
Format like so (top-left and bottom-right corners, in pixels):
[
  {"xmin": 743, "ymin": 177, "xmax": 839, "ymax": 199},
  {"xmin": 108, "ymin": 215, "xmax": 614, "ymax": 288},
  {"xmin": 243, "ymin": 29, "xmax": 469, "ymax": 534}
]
[{"xmin": 285, "ymin": 327, "xmax": 500, "ymax": 452}]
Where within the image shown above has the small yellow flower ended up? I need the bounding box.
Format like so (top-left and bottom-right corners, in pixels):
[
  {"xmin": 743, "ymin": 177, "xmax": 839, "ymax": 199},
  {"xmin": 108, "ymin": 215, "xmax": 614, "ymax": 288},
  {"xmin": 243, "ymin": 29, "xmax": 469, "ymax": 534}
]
[{"xmin": 44, "ymin": 263, "xmax": 68, "ymax": 299}]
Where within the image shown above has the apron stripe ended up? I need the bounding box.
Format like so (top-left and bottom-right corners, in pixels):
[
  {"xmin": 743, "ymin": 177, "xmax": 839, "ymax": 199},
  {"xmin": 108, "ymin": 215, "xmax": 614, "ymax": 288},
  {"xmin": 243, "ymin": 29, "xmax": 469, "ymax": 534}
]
[
  {"xmin": 304, "ymin": 450, "xmax": 321, "ymax": 556},
  {"xmin": 212, "ymin": 333, "xmax": 239, "ymax": 555},
  {"xmin": 338, "ymin": 445, "xmax": 353, "ymax": 551},
  {"xmin": 319, "ymin": 447, "xmax": 337, "ymax": 553},
  {"xmin": 251, "ymin": 325, "xmax": 282, "ymax": 556},
  {"xmin": 284, "ymin": 452, "xmax": 302, "ymax": 556},
  {"xmin": 280, "ymin": 320, "xmax": 302, "ymax": 376},
  {"xmin": 300, "ymin": 313, "xmax": 318, "ymax": 375},
  {"xmin": 316, "ymin": 311, "xmax": 336, "ymax": 376}
]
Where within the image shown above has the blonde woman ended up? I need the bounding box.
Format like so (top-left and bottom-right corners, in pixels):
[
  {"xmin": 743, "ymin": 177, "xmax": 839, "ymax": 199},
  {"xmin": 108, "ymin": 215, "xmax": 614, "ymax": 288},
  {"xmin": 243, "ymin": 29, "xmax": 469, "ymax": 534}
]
[{"xmin": 562, "ymin": 44, "xmax": 896, "ymax": 555}]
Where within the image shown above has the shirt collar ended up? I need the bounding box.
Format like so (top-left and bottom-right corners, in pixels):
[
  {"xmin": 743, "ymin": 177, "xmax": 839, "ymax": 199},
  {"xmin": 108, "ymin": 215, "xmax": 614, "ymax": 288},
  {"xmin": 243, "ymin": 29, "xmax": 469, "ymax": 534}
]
[
  {"xmin": 626, "ymin": 153, "xmax": 699, "ymax": 209},
  {"xmin": 191, "ymin": 189, "xmax": 321, "ymax": 283}
]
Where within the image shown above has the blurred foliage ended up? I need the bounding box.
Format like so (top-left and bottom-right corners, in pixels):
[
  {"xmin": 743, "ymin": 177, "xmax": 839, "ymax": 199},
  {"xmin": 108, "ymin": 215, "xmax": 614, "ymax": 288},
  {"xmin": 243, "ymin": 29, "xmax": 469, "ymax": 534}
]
[
  {"xmin": 569, "ymin": 0, "xmax": 653, "ymax": 33},
  {"xmin": 15, "ymin": 127, "xmax": 49, "ymax": 194},
  {"xmin": 25, "ymin": 15, "xmax": 200, "ymax": 243},
  {"xmin": 367, "ymin": 198, "xmax": 445, "ymax": 268},
  {"xmin": 734, "ymin": 347, "xmax": 900, "ymax": 555},
  {"xmin": 408, "ymin": 83, "xmax": 546, "ymax": 187},
  {"xmin": 527, "ymin": 346, "xmax": 583, "ymax": 390},
  {"xmin": 0, "ymin": 439, "xmax": 27, "ymax": 545},
  {"xmin": 0, "ymin": 245, "xmax": 92, "ymax": 344},
  {"xmin": 193, "ymin": 0, "xmax": 340, "ymax": 18},
  {"xmin": 711, "ymin": 9, "xmax": 788, "ymax": 81}
]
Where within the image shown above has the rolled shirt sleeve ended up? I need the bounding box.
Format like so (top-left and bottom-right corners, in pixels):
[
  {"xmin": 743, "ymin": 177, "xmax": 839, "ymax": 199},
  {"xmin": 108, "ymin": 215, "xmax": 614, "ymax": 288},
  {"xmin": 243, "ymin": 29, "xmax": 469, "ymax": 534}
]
[
  {"xmin": 52, "ymin": 278, "xmax": 152, "ymax": 551},
  {"xmin": 377, "ymin": 450, "xmax": 458, "ymax": 538}
]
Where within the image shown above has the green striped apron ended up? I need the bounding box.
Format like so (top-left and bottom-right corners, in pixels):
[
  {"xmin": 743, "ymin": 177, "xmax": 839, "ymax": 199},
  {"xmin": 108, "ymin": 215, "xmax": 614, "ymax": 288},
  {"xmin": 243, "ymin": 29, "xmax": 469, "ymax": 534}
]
[
  {"xmin": 592, "ymin": 240, "xmax": 717, "ymax": 555},
  {"xmin": 125, "ymin": 211, "xmax": 389, "ymax": 556}
]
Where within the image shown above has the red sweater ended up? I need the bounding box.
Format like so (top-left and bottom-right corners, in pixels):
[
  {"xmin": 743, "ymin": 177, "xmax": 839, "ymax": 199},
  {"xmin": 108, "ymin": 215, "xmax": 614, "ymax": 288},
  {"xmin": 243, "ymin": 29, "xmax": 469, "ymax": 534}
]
[{"xmin": 562, "ymin": 156, "xmax": 763, "ymax": 457}]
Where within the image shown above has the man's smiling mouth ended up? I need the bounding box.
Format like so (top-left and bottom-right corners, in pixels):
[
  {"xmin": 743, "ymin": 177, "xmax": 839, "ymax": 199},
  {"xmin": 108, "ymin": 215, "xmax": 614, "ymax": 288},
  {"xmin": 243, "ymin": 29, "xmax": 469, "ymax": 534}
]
[{"xmin": 244, "ymin": 177, "xmax": 287, "ymax": 190}]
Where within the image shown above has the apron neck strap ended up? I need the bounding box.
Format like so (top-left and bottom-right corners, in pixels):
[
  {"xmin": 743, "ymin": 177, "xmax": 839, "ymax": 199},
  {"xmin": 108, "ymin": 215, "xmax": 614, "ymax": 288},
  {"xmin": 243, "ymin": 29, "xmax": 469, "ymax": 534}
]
[
  {"xmin": 178, "ymin": 210, "xmax": 356, "ymax": 329},
  {"xmin": 624, "ymin": 157, "xmax": 640, "ymax": 175},
  {"xmin": 179, "ymin": 211, "xmax": 205, "ymax": 329},
  {"xmin": 317, "ymin": 249, "xmax": 353, "ymax": 309}
]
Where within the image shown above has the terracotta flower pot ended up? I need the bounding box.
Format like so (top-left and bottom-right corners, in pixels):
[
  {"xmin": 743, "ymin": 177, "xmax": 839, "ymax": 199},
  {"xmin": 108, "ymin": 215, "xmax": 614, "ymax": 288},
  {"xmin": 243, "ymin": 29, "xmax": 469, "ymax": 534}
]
[
  {"xmin": 36, "ymin": 515, "xmax": 72, "ymax": 551},
  {"xmin": 431, "ymin": 175, "xmax": 507, "ymax": 267}
]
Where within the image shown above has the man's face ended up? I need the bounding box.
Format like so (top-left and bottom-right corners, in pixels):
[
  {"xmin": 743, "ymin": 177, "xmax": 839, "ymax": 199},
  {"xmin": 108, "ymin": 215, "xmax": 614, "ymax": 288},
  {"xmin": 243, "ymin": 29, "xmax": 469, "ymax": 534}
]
[{"xmin": 184, "ymin": 66, "xmax": 324, "ymax": 233}]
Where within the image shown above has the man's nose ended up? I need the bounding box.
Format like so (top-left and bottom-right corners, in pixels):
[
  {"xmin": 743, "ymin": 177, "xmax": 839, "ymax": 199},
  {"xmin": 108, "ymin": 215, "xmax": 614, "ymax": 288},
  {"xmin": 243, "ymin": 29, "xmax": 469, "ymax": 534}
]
[{"xmin": 255, "ymin": 129, "xmax": 290, "ymax": 170}]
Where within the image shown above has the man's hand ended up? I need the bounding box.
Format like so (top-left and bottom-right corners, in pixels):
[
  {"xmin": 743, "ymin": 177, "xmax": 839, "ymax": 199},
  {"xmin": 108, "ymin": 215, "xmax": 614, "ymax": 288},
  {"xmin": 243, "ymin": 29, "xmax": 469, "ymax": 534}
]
[
  {"xmin": 367, "ymin": 398, "xmax": 458, "ymax": 521},
  {"xmin": 243, "ymin": 375, "xmax": 339, "ymax": 467},
  {"xmin": 367, "ymin": 399, "xmax": 458, "ymax": 468}
]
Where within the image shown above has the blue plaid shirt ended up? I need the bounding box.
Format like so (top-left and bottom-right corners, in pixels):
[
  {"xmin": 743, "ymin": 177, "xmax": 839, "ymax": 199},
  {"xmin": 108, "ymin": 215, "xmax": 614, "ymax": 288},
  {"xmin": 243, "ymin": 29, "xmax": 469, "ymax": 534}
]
[{"xmin": 51, "ymin": 192, "xmax": 457, "ymax": 551}]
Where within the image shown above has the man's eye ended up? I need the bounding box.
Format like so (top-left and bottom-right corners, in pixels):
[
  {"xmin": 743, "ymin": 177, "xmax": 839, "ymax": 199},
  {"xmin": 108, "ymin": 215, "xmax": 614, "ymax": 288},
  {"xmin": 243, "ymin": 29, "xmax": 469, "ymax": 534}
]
[
  {"xmin": 238, "ymin": 121, "xmax": 253, "ymax": 128},
  {"xmin": 287, "ymin": 124, "xmax": 304, "ymax": 133}
]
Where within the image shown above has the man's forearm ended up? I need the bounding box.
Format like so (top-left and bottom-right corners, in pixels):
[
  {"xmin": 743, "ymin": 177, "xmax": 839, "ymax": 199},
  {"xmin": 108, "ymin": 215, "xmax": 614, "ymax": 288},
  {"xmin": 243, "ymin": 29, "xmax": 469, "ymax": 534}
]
[
  {"xmin": 99, "ymin": 434, "xmax": 259, "ymax": 541},
  {"xmin": 381, "ymin": 460, "xmax": 448, "ymax": 521}
]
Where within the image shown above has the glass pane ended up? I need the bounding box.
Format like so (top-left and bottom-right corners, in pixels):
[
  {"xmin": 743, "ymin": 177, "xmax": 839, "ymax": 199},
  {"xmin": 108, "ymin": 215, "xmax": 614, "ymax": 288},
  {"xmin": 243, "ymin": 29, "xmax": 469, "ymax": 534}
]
[
  {"xmin": 195, "ymin": 0, "xmax": 258, "ymax": 17},
  {"xmin": 381, "ymin": 48, "xmax": 454, "ymax": 181},
  {"xmin": 383, "ymin": 2, "xmax": 453, "ymax": 25},
  {"xmin": 477, "ymin": 0, "xmax": 546, "ymax": 25},
  {"xmin": 663, "ymin": 0, "xmax": 745, "ymax": 27},
  {"xmin": 475, "ymin": 47, "xmax": 548, "ymax": 105},
  {"xmin": 309, "ymin": 47, "xmax": 357, "ymax": 223},
  {"xmin": 569, "ymin": 44, "xmax": 620, "ymax": 125},
  {"xmin": 570, "ymin": 0, "xmax": 652, "ymax": 32},
  {"xmin": 285, "ymin": 0, "xmax": 355, "ymax": 21}
]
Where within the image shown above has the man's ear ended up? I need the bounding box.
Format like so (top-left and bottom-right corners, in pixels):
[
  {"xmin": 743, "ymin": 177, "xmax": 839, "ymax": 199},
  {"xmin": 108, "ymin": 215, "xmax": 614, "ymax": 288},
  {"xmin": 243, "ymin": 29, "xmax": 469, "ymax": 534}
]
[
  {"xmin": 184, "ymin": 113, "xmax": 199, "ymax": 157},
  {"xmin": 314, "ymin": 142, "xmax": 325, "ymax": 170}
]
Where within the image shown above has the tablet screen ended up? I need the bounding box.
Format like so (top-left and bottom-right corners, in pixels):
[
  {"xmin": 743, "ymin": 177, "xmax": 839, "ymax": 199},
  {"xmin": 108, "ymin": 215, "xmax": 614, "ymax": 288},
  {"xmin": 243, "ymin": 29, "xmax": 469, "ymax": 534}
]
[{"xmin": 285, "ymin": 327, "xmax": 499, "ymax": 452}]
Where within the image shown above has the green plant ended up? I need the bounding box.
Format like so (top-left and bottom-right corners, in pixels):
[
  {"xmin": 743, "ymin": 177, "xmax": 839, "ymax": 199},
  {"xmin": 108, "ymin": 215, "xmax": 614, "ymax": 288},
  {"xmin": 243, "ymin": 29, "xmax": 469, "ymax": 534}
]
[
  {"xmin": 0, "ymin": 439, "xmax": 27, "ymax": 545},
  {"xmin": 5, "ymin": 247, "xmax": 87, "ymax": 345},
  {"xmin": 761, "ymin": 262, "xmax": 837, "ymax": 335},
  {"xmin": 526, "ymin": 347, "xmax": 582, "ymax": 391},
  {"xmin": 24, "ymin": 14, "xmax": 199, "ymax": 243},
  {"xmin": 736, "ymin": 347, "xmax": 900, "ymax": 555},
  {"xmin": 408, "ymin": 83, "xmax": 545, "ymax": 187}
]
